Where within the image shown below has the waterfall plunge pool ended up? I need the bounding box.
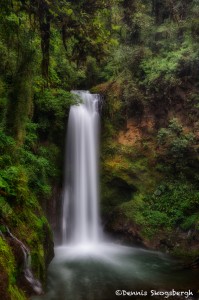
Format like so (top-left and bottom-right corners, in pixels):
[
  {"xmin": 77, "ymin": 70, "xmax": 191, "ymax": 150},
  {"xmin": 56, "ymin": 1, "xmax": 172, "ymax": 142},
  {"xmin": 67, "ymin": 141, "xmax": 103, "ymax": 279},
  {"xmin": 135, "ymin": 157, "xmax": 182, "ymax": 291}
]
[
  {"xmin": 32, "ymin": 242, "xmax": 199, "ymax": 300},
  {"xmin": 33, "ymin": 92, "xmax": 198, "ymax": 300}
]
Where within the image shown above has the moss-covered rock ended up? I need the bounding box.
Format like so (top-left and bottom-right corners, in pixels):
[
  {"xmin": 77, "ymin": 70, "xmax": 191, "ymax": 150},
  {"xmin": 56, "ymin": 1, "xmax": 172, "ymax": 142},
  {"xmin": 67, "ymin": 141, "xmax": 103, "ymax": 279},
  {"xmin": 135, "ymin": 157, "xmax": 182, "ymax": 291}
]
[
  {"xmin": 99, "ymin": 80, "xmax": 199, "ymax": 263},
  {"xmin": 0, "ymin": 191, "xmax": 54, "ymax": 299},
  {"xmin": 0, "ymin": 236, "xmax": 26, "ymax": 300}
]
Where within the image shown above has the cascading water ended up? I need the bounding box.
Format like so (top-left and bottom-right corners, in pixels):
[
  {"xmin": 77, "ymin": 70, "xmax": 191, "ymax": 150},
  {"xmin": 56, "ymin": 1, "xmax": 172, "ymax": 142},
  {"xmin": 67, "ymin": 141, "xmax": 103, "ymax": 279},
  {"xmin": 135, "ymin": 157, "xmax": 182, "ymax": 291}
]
[
  {"xmin": 6, "ymin": 227, "xmax": 42, "ymax": 295},
  {"xmin": 32, "ymin": 91, "xmax": 199, "ymax": 300},
  {"xmin": 62, "ymin": 91, "xmax": 101, "ymax": 245}
]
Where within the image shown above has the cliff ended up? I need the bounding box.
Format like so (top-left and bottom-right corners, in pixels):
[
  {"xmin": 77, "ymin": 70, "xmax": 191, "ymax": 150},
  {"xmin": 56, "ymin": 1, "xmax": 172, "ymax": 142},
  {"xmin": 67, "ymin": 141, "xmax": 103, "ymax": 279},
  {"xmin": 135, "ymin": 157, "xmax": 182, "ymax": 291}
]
[{"xmin": 93, "ymin": 81, "xmax": 199, "ymax": 263}]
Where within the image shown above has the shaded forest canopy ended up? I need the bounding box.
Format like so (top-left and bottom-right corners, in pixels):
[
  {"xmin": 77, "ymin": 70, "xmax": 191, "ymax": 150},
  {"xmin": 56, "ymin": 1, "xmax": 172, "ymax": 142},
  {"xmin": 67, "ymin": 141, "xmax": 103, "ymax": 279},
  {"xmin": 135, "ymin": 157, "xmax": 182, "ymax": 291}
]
[{"xmin": 0, "ymin": 0, "xmax": 199, "ymax": 299}]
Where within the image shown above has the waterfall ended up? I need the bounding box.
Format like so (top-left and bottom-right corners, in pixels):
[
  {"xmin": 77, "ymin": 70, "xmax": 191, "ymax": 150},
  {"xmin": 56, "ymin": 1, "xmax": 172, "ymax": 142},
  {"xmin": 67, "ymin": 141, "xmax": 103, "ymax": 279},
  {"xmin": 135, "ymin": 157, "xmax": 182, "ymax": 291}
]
[{"xmin": 62, "ymin": 91, "xmax": 101, "ymax": 245}]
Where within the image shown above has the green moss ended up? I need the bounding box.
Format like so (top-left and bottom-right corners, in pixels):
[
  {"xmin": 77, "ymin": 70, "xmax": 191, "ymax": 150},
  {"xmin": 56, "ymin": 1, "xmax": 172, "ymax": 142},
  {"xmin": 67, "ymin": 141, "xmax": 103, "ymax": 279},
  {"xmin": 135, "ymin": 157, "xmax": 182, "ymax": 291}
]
[
  {"xmin": 14, "ymin": 204, "xmax": 51, "ymax": 281},
  {"xmin": 171, "ymin": 248, "xmax": 199, "ymax": 261},
  {"xmin": 0, "ymin": 237, "xmax": 26, "ymax": 300},
  {"xmin": 31, "ymin": 244, "xmax": 45, "ymax": 281},
  {"xmin": 119, "ymin": 179, "xmax": 199, "ymax": 240},
  {"xmin": 99, "ymin": 75, "xmax": 199, "ymax": 255},
  {"xmin": 0, "ymin": 115, "xmax": 54, "ymax": 298},
  {"xmin": 0, "ymin": 237, "xmax": 16, "ymax": 283},
  {"xmin": 101, "ymin": 88, "xmax": 199, "ymax": 248},
  {"xmin": 101, "ymin": 138, "xmax": 160, "ymax": 214},
  {"xmin": 0, "ymin": 186, "xmax": 52, "ymax": 287},
  {"xmin": 9, "ymin": 286, "xmax": 26, "ymax": 300}
]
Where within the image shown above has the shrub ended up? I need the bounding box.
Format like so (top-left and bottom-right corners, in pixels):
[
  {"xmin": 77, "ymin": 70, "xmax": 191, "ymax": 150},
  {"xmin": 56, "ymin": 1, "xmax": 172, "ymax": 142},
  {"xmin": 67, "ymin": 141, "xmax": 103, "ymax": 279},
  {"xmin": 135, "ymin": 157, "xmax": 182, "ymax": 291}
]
[{"xmin": 157, "ymin": 118, "xmax": 196, "ymax": 172}]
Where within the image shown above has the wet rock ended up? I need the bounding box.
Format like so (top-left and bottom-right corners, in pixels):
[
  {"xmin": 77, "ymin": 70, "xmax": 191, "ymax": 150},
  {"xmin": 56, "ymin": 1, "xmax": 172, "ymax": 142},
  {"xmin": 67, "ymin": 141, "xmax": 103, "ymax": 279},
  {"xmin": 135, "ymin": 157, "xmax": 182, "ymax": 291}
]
[
  {"xmin": 8, "ymin": 237, "xmax": 24, "ymax": 268},
  {"xmin": 104, "ymin": 215, "xmax": 145, "ymax": 247},
  {"xmin": 5, "ymin": 229, "xmax": 45, "ymax": 297},
  {"xmin": 43, "ymin": 223, "xmax": 54, "ymax": 266},
  {"xmin": 0, "ymin": 267, "xmax": 9, "ymax": 300},
  {"xmin": 184, "ymin": 257, "xmax": 199, "ymax": 270},
  {"xmin": 18, "ymin": 272, "xmax": 43, "ymax": 297}
]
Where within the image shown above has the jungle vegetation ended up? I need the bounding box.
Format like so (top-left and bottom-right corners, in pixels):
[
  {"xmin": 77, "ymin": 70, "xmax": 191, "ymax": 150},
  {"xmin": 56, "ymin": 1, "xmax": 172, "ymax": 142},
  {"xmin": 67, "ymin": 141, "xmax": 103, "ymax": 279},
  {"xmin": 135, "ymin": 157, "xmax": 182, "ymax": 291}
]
[{"xmin": 0, "ymin": 0, "xmax": 199, "ymax": 299}]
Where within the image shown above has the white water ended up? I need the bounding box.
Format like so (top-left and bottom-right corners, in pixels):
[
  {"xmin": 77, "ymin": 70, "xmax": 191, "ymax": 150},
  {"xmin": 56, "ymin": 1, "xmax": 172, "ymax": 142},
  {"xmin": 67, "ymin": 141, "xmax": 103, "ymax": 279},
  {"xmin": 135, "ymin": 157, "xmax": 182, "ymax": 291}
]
[
  {"xmin": 62, "ymin": 91, "xmax": 101, "ymax": 245},
  {"xmin": 32, "ymin": 91, "xmax": 199, "ymax": 300}
]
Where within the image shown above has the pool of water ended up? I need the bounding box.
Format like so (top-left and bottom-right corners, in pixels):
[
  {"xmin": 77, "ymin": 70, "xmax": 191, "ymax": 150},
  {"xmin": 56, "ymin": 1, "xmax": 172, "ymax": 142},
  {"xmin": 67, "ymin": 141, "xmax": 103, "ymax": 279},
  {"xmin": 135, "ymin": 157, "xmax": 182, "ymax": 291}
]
[{"xmin": 32, "ymin": 243, "xmax": 199, "ymax": 300}]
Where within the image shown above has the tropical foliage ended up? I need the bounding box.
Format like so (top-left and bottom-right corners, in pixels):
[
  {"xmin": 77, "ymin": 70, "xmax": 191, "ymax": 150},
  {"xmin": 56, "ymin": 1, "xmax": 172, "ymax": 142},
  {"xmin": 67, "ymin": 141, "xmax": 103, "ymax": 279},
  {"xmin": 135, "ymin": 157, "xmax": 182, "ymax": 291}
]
[{"xmin": 0, "ymin": 0, "xmax": 199, "ymax": 298}]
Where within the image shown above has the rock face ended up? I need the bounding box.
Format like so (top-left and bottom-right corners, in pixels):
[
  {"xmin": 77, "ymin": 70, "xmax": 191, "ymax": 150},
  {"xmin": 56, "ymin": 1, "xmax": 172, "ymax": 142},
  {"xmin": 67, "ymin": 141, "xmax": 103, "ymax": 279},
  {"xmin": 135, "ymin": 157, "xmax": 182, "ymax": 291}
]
[
  {"xmin": 105, "ymin": 214, "xmax": 199, "ymax": 264},
  {"xmin": 118, "ymin": 116, "xmax": 155, "ymax": 146},
  {"xmin": 0, "ymin": 197, "xmax": 54, "ymax": 300},
  {"xmin": 0, "ymin": 227, "xmax": 54, "ymax": 300},
  {"xmin": 0, "ymin": 268, "xmax": 10, "ymax": 300},
  {"xmin": 95, "ymin": 82, "xmax": 199, "ymax": 264},
  {"xmin": 45, "ymin": 183, "xmax": 63, "ymax": 245}
]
